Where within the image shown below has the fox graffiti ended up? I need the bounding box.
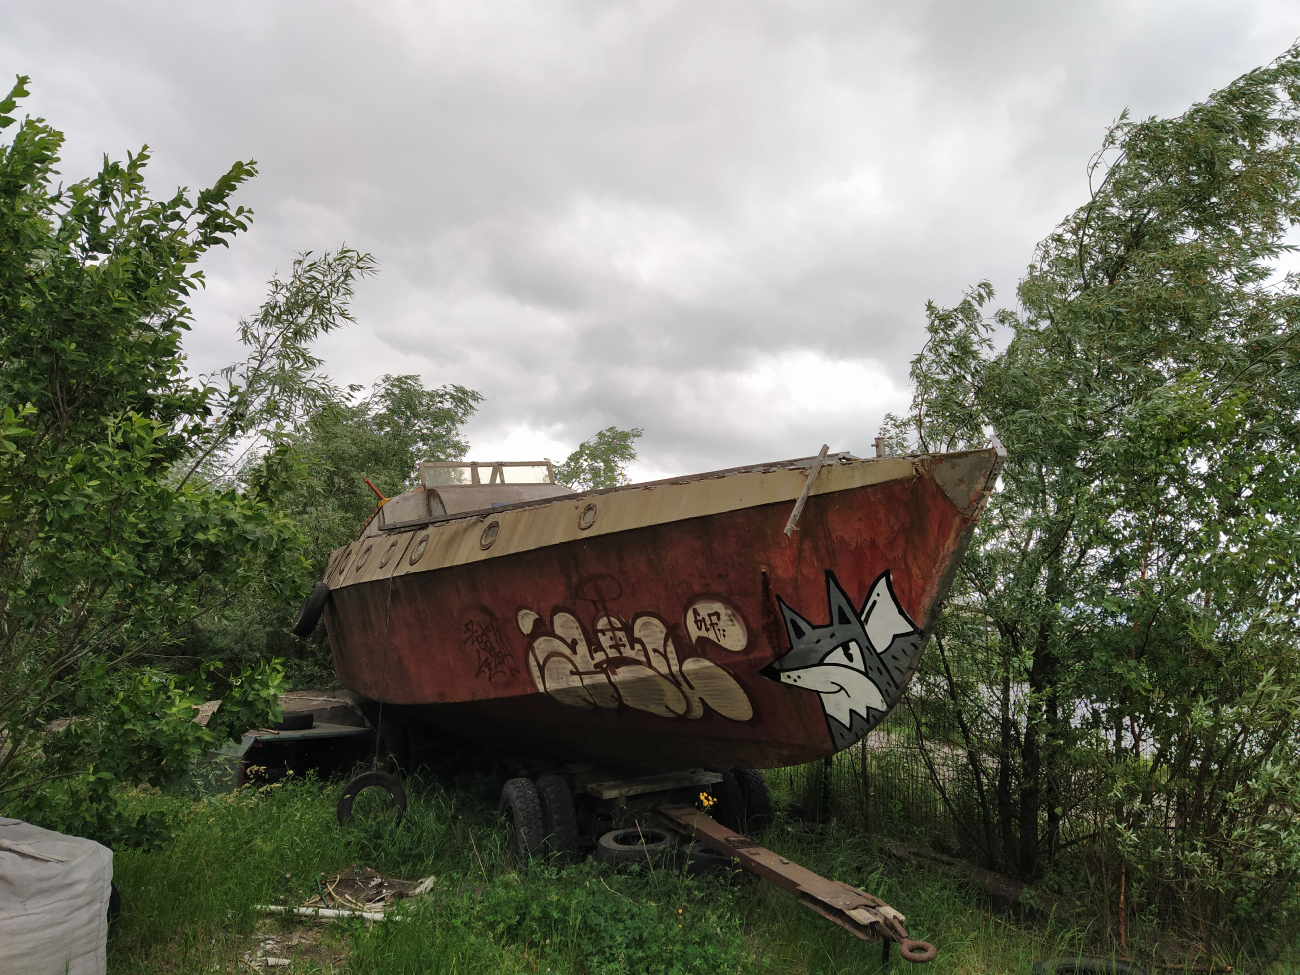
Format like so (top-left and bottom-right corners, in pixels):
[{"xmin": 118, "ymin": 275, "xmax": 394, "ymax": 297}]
[{"xmin": 760, "ymin": 570, "xmax": 922, "ymax": 750}]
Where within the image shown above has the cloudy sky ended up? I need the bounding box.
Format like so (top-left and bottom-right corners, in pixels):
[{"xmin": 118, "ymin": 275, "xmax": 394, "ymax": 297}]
[{"xmin": 3, "ymin": 2, "xmax": 1297, "ymax": 478}]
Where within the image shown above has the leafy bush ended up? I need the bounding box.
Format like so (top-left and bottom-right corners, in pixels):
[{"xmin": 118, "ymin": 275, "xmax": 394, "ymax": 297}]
[{"xmin": 0, "ymin": 76, "xmax": 309, "ymax": 839}]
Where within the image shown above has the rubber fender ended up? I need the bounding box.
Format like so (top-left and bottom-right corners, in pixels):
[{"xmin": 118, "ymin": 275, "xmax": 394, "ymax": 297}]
[
  {"xmin": 292, "ymin": 582, "xmax": 330, "ymax": 638},
  {"xmin": 337, "ymin": 770, "xmax": 407, "ymax": 826}
]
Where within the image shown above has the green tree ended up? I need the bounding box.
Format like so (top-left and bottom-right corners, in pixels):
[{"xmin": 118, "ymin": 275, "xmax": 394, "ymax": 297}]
[
  {"xmin": 282, "ymin": 374, "xmax": 481, "ymax": 568},
  {"xmin": 884, "ymin": 44, "xmax": 1300, "ymax": 956},
  {"xmin": 0, "ymin": 77, "xmax": 326, "ymax": 842},
  {"xmin": 554, "ymin": 426, "xmax": 643, "ymax": 490},
  {"xmin": 186, "ymin": 374, "xmax": 481, "ymax": 682}
]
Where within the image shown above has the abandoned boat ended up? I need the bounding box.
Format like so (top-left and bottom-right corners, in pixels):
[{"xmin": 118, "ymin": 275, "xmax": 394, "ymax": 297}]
[{"xmin": 313, "ymin": 447, "xmax": 1003, "ymax": 770}]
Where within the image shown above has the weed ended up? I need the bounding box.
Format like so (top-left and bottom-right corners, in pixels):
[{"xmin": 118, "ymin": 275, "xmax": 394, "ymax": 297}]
[{"xmin": 106, "ymin": 771, "xmax": 1172, "ymax": 974}]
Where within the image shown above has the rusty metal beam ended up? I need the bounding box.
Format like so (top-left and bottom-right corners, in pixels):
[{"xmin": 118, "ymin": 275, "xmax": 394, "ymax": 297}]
[{"xmin": 657, "ymin": 804, "xmax": 937, "ymax": 964}]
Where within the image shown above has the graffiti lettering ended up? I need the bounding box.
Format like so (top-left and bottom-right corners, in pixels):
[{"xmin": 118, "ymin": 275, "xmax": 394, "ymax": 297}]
[
  {"xmin": 684, "ymin": 599, "xmax": 748, "ymax": 652},
  {"xmin": 519, "ymin": 600, "xmax": 753, "ymax": 722},
  {"xmin": 463, "ymin": 617, "xmax": 518, "ymax": 683}
]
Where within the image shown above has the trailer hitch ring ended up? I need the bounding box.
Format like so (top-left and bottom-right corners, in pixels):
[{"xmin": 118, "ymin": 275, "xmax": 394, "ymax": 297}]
[{"xmin": 876, "ymin": 915, "xmax": 937, "ymax": 964}]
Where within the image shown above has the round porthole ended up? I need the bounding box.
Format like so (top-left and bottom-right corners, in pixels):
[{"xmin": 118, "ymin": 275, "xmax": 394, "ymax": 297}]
[
  {"xmin": 480, "ymin": 520, "xmax": 500, "ymax": 550},
  {"xmin": 378, "ymin": 536, "xmax": 401, "ymax": 569},
  {"xmin": 408, "ymin": 533, "xmax": 430, "ymax": 566},
  {"xmin": 353, "ymin": 543, "xmax": 375, "ymax": 572},
  {"xmin": 578, "ymin": 503, "xmax": 598, "ymax": 531}
]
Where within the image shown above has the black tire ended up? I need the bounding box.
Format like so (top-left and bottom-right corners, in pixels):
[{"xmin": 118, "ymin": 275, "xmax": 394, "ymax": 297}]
[
  {"xmin": 733, "ymin": 768, "xmax": 774, "ymax": 831},
  {"xmin": 275, "ymin": 711, "xmax": 314, "ymax": 731},
  {"xmin": 500, "ymin": 778, "xmax": 547, "ymax": 863},
  {"xmin": 683, "ymin": 841, "xmax": 736, "ymax": 875},
  {"xmin": 535, "ymin": 774, "xmax": 579, "ymax": 863},
  {"xmin": 107, "ymin": 881, "xmax": 121, "ymax": 927},
  {"xmin": 1032, "ymin": 960, "xmax": 1147, "ymax": 975},
  {"xmin": 337, "ymin": 770, "xmax": 407, "ymax": 826},
  {"xmin": 708, "ymin": 771, "xmax": 747, "ymax": 831},
  {"xmin": 594, "ymin": 826, "xmax": 677, "ymax": 868},
  {"xmin": 292, "ymin": 582, "xmax": 330, "ymax": 638}
]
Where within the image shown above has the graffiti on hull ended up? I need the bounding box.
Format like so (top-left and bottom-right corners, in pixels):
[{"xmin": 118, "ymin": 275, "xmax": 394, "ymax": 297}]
[
  {"xmin": 516, "ymin": 597, "xmax": 753, "ymax": 721},
  {"xmin": 760, "ymin": 570, "xmax": 921, "ymax": 750}
]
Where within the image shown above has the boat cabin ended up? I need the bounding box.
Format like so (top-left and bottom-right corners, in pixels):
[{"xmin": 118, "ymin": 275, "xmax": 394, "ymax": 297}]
[{"xmin": 374, "ymin": 460, "xmax": 575, "ymax": 531}]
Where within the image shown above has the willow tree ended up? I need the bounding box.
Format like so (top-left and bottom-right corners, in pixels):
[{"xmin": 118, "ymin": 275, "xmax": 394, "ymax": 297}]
[{"xmin": 884, "ymin": 45, "xmax": 1300, "ymax": 956}]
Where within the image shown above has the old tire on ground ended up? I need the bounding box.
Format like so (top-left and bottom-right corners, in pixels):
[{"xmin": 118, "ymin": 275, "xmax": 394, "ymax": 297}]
[
  {"xmin": 292, "ymin": 582, "xmax": 330, "ymax": 638},
  {"xmin": 733, "ymin": 768, "xmax": 774, "ymax": 831},
  {"xmin": 595, "ymin": 826, "xmax": 676, "ymax": 868},
  {"xmin": 1032, "ymin": 960, "xmax": 1147, "ymax": 975},
  {"xmin": 500, "ymin": 778, "xmax": 547, "ymax": 863},
  {"xmin": 708, "ymin": 770, "xmax": 747, "ymax": 831},
  {"xmin": 337, "ymin": 770, "xmax": 407, "ymax": 826},
  {"xmin": 535, "ymin": 774, "xmax": 579, "ymax": 863},
  {"xmin": 684, "ymin": 841, "xmax": 736, "ymax": 875},
  {"xmin": 275, "ymin": 711, "xmax": 314, "ymax": 731}
]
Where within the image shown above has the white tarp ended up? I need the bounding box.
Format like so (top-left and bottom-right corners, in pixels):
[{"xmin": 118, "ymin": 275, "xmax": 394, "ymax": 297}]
[{"xmin": 0, "ymin": 817, "xmax": 113, "ymax": 975}]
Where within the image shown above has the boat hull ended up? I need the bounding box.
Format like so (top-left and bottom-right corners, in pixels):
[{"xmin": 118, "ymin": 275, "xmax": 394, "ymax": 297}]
[{"xmin": 324, "ymin": 450, "xmax": 998, "ymax": 769}]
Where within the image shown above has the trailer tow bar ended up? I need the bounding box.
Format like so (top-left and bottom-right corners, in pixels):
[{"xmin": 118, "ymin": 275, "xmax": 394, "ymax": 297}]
[{"xmin": 657, "ymin": 804, "xmax": 937, "ymax": 964}]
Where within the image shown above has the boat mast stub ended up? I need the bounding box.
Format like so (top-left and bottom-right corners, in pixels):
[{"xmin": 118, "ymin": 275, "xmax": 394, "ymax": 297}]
[{"xmin": 783, "ymin": 444, "xmax": 830, "ymax": 537}]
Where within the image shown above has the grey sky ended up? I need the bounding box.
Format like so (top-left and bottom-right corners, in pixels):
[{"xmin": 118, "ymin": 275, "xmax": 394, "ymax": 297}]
[{"xmin": 3, "ymin": 2, "xmax": 1297, "ymax": 478}]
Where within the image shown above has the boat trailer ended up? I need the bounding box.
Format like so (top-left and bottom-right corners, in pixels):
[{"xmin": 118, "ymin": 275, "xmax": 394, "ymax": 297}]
[
  {"xmin": 336, "ymin": 760, "xmax": 936, "ymax": 961},
  {"xmin": 523, "ymin": 765, "xmax": 937, "ymax": 962},
  {"xmin": 656, "ymin": 802, "xmax": 937, "ymax": 964}
]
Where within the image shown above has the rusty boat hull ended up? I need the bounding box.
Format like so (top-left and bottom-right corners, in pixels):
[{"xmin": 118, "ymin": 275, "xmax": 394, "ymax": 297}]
[{"xmin": 323, "ymin": 449, "xmax": 1002, "ymax": 770}]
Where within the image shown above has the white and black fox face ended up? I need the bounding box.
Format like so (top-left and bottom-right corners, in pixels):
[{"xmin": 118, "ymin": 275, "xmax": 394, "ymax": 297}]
[{"xmin": 761, "ymin": 570, "xmax": 922, "ymax": 750}]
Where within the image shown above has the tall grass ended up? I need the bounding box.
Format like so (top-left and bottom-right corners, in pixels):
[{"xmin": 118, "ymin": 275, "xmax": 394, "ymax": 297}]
[{"xmin": 106, "ymin": 769, "xmax": 1120, "ymax": 975}]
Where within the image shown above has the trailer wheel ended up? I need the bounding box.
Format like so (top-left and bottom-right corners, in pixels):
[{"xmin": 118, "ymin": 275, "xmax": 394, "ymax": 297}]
[
  {"xmin": 535, "ymin": 774, "xmax": 579, "ymax": 863},
  {"xmin": 708, "ymin": 770, "xmax": 747, "ymax": 831},
  {"xmin": 500, "ymin": 777, "xmax": 547, "ymax": 863},
  {"xmin": 595, "ymin": 826, "xmax": 676, "ymax": 868},
  {"xmin": 337, "ymin": 770, "xmax": 407, "ymax": 826},
  {"xmin": 291, "ymin": 582, "xmax": 330, "ymax": 637},
  {"xmin": 733, "ymin": 768, "xmax": 774, "ymax": 831}
]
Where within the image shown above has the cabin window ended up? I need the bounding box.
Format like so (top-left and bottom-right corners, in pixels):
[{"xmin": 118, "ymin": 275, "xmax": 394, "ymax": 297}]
[{"xmin": 419, "ymin": 461, "xmax": 555, "ymax": 487}]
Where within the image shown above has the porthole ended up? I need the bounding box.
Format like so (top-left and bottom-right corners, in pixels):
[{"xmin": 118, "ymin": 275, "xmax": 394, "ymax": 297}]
[
  {"xmin": 578, "ymin": 503, "xmax": 598, "ymax": 531},
  {"xmin": 332, "ymin": 546, "xmax": 352, "ymax": 579},
  {"xmin": 378, "ymin": 536, "xmax": 401, "ymax": 568},
  {"xmin": 353, "ymin": 543, "xmax": 375, "ymax": 572},
  {"xmin": 480, "ymin": 520, "xmax": 500, "ymax": 550},
  {"xmin": 408, "ymin": 533, "xmax": 430, "ymax": 566}
]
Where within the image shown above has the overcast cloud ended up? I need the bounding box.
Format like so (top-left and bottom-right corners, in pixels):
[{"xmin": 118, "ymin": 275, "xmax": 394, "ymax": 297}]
[{"xmin": 3, "ymin": 2, "xmax": 1297, "ymax": 478}]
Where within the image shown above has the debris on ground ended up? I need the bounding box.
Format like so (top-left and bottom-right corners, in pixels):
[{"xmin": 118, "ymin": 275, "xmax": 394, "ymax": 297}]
[
  {"xmin": 253, "ymin": 866, "xmax": 435, "ymax": 923},
  {"xmin": 298, "ymin": 866, "xmax": 419, "ymax": 913},
  {"xmin": 242, "ymin": 920, "xmax": 345, "ymax": 971}
]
